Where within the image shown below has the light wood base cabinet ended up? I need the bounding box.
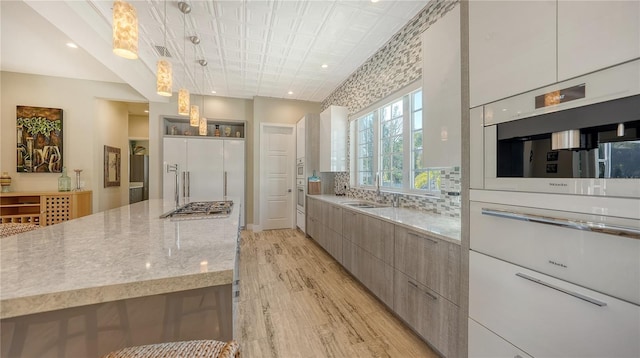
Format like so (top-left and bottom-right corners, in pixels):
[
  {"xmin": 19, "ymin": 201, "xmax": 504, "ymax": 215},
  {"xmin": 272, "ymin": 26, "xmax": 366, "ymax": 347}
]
[
  {"xmin": 343, "ymin": 209, "xmax": 394, "ymax": 264},
  {"xmin": 342, "ymin": 239, "xmax": 394, "ymax": 307},
  {"xmin": 0, "ymin": 191, "xmax": 92, "ymax": 226},
  {"xmin": 394, "ymin": 226, "xmax": 461, "ymax": 305},
  {"xmin": 394, "ymin": 269, "xmax": 459, "ymax": 358}
]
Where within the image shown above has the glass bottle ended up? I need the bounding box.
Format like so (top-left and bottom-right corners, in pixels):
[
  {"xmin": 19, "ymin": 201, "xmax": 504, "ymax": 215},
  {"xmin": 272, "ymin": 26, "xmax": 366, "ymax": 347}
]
[
  {"xmin": 58, "ymin": 167, "xmax": 71, "ymax": 192},
  {"xmin": 214, "ymin": 124, "xmax": 221, "ymax": 137}
]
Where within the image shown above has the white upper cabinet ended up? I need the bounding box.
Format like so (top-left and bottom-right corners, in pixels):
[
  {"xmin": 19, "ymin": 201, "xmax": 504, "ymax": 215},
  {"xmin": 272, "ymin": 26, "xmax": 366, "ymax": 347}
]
[
  {"xmin": 319, "ymin": 106, "xmax": 348, "ymax": 172},
  {"xmin": 557, "ymin": 0, "xmax": 640, "ymax": 81},
  {"xmin": 470, "ymin": 0, "xmax": 640, "ymax": 107},
  {"xmin": 296, "ymin": 116, "xmax": 306, "ymax": 160},
  {"xmin": 422, "ymin": 4, "xmax": 461, "ymax": 168},
  {"xmin": 469, "ymin": 0, "xmax": 556, "ymax": 107}
]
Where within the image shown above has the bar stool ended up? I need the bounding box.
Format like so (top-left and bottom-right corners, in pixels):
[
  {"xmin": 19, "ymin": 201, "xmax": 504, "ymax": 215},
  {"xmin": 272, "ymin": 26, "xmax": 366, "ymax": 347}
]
[{"xmin": 101, "ymin": 339, "xmax": 240, "ymax": 358}]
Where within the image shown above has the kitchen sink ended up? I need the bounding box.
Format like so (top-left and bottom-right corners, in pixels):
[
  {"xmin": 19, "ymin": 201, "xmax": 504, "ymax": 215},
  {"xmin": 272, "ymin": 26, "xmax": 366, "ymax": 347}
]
[
  {"xmin": 343, "ymin": 201, "xmax": 386, "ymax": 209},
  {"xmin": 160, "ymin": 201, "xmax": 233, "ymax": 219}
]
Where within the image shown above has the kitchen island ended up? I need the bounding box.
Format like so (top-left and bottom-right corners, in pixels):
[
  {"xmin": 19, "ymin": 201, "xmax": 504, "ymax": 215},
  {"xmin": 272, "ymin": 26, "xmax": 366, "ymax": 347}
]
[{"xmin": 0, "ymin": 198, "xmax": 241, "ymax": 357}]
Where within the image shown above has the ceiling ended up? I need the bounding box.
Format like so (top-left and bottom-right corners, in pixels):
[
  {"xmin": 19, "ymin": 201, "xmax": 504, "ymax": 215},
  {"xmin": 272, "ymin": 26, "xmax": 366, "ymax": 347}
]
[{"xmin": 1, "ymin": 0, "xmax": 430, "ymax": 103}]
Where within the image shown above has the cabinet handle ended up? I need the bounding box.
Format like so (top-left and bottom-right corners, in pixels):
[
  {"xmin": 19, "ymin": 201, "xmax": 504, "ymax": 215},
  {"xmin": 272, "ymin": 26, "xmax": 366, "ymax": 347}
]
[
  {"xmin": 515, "ymin": 273, "xmax": 607, "ymax": 307},
  {"xmin": 482, "ymin": 208, "xmax": 640, "ymax": 240},
  {"xmin": 408, "ymin": 231, "xmax": 438, "ymax": 244},
  {"xmin": 407, "ymin": 280, "xmax": 437, "ymax": 301},
  {"xmin": 224, "ymin": 171, "xmax": 228, "ymax": 197}
]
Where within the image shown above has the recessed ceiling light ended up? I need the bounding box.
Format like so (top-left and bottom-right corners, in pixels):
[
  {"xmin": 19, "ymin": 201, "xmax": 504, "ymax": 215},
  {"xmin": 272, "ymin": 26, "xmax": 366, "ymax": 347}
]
[
  {"xmin": 371, "ymin": 0, "xmax": 380, "ymax": 3},
  {"xmin": 66, "ymin": 42, "xmax": 78, "ymax": 49},
  {"xmin": 321, "ymin": 64, "xmax": 328, "ymax": 69},
  {"xmin": 288, "ymin": 91, "xmax": 293, "ymax": 95},
  {"xmin": 211, "ymin": 90, "xmax": 217, "ymax": 94},
  {"xmin": 144, "ymin": 110, "xmax": 149, "ymax": 113}
]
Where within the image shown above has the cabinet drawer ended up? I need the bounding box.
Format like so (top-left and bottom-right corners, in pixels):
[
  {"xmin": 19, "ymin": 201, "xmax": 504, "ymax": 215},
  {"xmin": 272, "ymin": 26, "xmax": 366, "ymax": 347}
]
[
  {"xmin": 394, "ymin": 226, "xmax": 460, "ymax": 304},
  {"xmin": 322, "ymin": 203, "xmax": 342, "ymax": 234},
  {"xmin": 470, "ymin": 201, "xmax": 640, "ymax": 305},
  {"xmin": 394, "ymin": 270, "xmax": 459, "ymax": 358},
  {"xmin": 343, "ymin": 210, "xmax": 394, "ymax": 264},
  {"xmin": 469, "ymin": 318, "xmax": 532, "ymax": 358},
  {"xmin": 323, "ymin": 228, "xmax": 342, "ymax": 263},
  {"xmin": 307, "ymin": 216, "xmax": 322, "ymax": 243},
  {"xmin": 470, "ymin": 251, "xmax": 640, "ymax": 357},
  {"xmin": 342, "ymin": 240, "xmax": 393, "ymax": 307}
]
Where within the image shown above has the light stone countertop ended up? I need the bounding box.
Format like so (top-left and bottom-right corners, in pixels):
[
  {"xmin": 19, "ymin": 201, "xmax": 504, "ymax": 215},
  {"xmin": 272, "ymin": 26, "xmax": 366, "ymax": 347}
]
[
  {"xmin": 0, "ymin": 198, "xmax": 241, "ymax": 319},
  {"xmin": 309, "ymin": 194, "xmax": 461, "ymax": 244}
]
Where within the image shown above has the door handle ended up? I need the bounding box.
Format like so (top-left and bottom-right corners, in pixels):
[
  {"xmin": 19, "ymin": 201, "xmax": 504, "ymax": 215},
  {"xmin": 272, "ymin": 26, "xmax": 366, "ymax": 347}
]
[
  {"xmin": 186, "ymin": 171, "xmax": 190, "ymax": 198},
  {"xmin": 182, "ymin": 172, "xmax": 187, "ymax": 198},
  {"xmin": 482, "ymin": 208, "xmax": 640, "ymax": 240}
]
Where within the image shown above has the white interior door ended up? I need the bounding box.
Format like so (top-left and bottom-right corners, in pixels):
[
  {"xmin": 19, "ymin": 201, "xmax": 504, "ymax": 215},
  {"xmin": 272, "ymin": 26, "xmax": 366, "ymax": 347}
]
[{"xmin": 261, "ymin": 124, "xmax": 295, "ymax": 230}]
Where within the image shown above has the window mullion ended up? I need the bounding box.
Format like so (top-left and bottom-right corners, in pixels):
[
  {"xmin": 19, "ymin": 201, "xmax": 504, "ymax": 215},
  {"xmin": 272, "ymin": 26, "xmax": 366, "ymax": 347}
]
[
  {"xmin": 373, "ymin": 109, "xmax": 380, "ymax": 184},
  {"xmin": 403, "ymin": 94, "xmax": 411, "ymax": 191}
]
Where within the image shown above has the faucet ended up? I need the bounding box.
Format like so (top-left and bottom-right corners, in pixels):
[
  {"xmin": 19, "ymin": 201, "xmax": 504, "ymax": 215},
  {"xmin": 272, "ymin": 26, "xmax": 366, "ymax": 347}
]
[
  {"xmin": 392, "ymin": 194, "xmax": 400, "ymax": 208},
  {"xmin": 167, "ymin": 164, "xmax": 179, "ymax": 207}
]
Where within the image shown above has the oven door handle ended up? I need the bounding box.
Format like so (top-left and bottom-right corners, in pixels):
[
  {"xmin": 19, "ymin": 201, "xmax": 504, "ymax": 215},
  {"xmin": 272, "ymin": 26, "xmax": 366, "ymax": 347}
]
[{"xmin": 481, "ymin": 208, "xmax": 640, "ymax": 240}]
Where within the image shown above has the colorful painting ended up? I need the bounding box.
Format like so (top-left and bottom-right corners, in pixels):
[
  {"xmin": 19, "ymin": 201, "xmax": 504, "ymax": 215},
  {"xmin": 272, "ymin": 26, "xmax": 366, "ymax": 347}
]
[{"xmin": 16, "ymin": 106, "xmax": 63, "ymax": 173}]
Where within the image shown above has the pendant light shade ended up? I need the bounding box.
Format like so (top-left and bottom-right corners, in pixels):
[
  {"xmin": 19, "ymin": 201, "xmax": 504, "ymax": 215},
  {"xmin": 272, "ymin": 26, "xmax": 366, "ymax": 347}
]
[
  {"xmin": 199, "ymin": 117, "xmax": 207, "ymax": 136},
  {"xmin": 157, "ymin": 59, "xmax": 172, "ymax": 96},
  {"xmin": 178, "ymin": 88, "xmax": 190, "ymax": 115},
  {"xmin": 190, "ymin": 105, "xmax": 199, "ymax": 127},
  {"xmin": 112, "ymin": 0, "xmax": 138, "ymax": 59}
]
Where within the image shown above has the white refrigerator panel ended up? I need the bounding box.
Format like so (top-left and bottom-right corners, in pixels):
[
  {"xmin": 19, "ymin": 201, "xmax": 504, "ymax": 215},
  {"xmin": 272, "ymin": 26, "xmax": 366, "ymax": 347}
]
[
  {"xmin": 163, "ymin": 137, "xmax": 188, "ymax": 203},
  {"xmin": 186, "ymin": 138, "xmax": 224, "ymax": 200},
  {"xmin": 224, "ymin": 139, "xmax": 245, "ymax": 226}
]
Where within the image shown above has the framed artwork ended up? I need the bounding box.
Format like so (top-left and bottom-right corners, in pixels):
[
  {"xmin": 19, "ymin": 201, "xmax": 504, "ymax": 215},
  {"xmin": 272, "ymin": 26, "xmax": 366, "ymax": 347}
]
[
  {"xmin": 16, "ymin": 106, "xmax": 63, "ymax": 173},
  {"xmin": 104, "ymin": 145, "xmax": 121, "ymax": 187},
  {"xmin": 546, "ymin": 151, "xmax": 559, "ymax": 161},
  {"xmin": 546, "ymin": 163, "xmax": 558, "ymax": 174}
]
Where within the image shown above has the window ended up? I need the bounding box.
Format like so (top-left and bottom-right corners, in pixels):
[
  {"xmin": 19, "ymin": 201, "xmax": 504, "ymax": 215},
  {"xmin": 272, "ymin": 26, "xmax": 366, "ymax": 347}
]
[
  {"xmin": 352, "ymin": 87, "xmax": 441, "ymax": 194},
  {"xmin": 379, "ymin": 99, "xmax": 404, "ymax": 188},
  {"xmin": 356, "ymin": 113, "xmax": 374, "ymax": 186}
]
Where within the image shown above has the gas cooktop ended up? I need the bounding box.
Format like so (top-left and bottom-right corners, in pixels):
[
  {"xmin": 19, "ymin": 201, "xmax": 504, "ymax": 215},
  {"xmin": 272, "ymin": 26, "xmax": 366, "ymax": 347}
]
[{"xmin": 160, "ymin": 201, "xmax": 233, "ymax": 220}]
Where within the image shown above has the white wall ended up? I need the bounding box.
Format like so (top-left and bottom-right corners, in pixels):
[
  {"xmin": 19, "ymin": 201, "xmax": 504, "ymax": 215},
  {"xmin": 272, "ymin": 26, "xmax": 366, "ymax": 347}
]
[
  {"xmin": 0, "ymin": 71, "xmax": 146, "ymax": 212},
  {"xmin": 94, "ymin": 99, "xmax": 130, "ymax": 212}
]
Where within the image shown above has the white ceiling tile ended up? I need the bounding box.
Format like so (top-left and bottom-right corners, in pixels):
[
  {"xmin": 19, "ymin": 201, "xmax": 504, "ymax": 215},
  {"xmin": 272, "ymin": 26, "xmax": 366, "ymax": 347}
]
[{"xmin": 4, "ymin": 0, "xmax": 431, "ymax": 102}]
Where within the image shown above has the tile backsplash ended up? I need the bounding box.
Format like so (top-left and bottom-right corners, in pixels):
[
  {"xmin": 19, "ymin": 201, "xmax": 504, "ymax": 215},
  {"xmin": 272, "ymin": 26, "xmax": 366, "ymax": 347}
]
[
  {"xmin": 320, "ymin": 0, "xmax": 461, "ymax": 218},
  {"xmin": 335, "ymin": 168, "xmax": 461, "ymax": 218}
]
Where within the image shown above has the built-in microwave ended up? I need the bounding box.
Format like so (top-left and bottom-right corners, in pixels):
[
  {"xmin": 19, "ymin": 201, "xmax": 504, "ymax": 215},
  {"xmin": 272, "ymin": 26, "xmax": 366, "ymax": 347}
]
[{"xmin": 474, "ymin": 59, "xmax": 640, "ymax": 198}]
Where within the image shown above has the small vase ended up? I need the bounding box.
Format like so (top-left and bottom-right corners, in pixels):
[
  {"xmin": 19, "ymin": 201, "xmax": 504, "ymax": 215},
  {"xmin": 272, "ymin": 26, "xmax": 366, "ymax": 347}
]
[
  {"xmin": 0, "ymin": 172, "xmax": 11, "ymax": 193},
  {"xmin": 58, "ymin": 167, "xmax": 71, "ymax": 192},
  {"xmin": 74, "ymin": 169, "xmax": 83, "ymax": 191}
]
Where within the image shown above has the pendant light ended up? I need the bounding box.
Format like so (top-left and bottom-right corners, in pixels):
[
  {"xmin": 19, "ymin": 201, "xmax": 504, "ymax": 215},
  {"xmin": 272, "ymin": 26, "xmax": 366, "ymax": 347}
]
[
  {"xmin": 156, "ymin": 0, "xmax": 172, "ymax": 97},
  {"xmin": 177, "ymin": 2, "xmax": 190, "ymax": 115},
  {"xmin": 112, "ymin": 0, "xmax": 138, "ymax": 59},
  {"xmin": 199, "ymin": 60, "xmax": 208, "ymax": 136},
  {"xmin": 189, "ymin": 43, "xmax": 199, "ymax": 127}
]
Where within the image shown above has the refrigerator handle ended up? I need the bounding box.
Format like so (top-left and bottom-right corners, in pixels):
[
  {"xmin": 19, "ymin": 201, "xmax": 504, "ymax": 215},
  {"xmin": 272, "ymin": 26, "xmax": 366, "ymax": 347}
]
[
  {"xmin": 186, "ymin": 171, "xmax": 191, "ymax": 198},
  {"xmin": 182, "ymin": 172, "xmax": 187, "ymax": 199},
  {"xmin": 224, "ymin": 171, "xmax": 228, "ymax": 197}
]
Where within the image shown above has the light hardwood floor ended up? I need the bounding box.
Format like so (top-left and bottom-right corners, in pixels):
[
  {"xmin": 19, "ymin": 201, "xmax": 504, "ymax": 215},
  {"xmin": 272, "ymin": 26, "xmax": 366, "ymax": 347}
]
[{"xmin": 235, "ymin": 229, "xmax": 439, "ymax": 358}]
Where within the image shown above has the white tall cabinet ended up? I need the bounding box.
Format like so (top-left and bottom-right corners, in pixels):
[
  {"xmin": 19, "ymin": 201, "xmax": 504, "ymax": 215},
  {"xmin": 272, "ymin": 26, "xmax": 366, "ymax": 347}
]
[
  {"xmin": 319, "ymin": 105, "xmax": 348, "ymax": 172},
  {"xmin": 422, "ymin": 4, "xmax": 461, "ymax": 168}
]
